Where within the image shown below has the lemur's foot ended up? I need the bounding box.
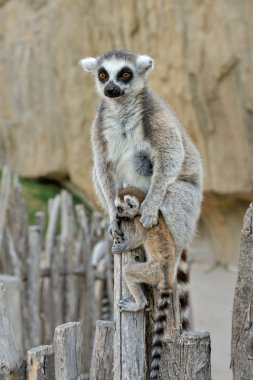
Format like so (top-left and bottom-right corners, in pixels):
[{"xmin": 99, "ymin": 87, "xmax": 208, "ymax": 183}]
[
  {"xmin": 109, "ymin": 218, "xmax": 124, "ymax": 243},
  {"xmin": 111, "ymin": 241, "xmax": 128, "ymax": 254},
  {"xmin": 118, "ymin": 299, "xmax": 148, "ymax": 312}
]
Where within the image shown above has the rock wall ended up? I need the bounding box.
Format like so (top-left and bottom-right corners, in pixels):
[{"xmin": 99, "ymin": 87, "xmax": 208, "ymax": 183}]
[{"xmin": 0, "ymin": 0, "xmax": 252, "ymax": 264}]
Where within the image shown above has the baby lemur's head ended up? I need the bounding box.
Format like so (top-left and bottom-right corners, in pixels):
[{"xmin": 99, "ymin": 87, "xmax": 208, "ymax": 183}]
[
  {"xmin": 114, "ymin": 187, "xmax": 146, "ymax": 219},
  {"xmin": 80, "ymin": 49, "xmax": 154, "ymax": 99}
]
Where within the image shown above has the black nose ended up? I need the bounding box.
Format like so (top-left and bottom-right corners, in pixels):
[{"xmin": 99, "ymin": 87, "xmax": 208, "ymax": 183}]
[
  {"xmin": 117, "ymin": 206, "xmax": 123, "ymax": 213},
  {"xmin": 104, "ymin": 82, "xmax": 122, "ymax": 98}
]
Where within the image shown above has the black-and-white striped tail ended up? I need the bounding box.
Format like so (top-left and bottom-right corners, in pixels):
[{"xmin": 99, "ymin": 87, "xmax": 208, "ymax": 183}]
[
  {"xmin": 150, "ymin": 290, "xmax": 171, "ymax": 380},
  {"xmin": 177, "ymin": 249, "xmax": 191, "ymax": 330}
]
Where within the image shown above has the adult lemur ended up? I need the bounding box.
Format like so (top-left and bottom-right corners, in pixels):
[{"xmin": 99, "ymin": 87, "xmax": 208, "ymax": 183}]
[{"xmin": 80, "ymin": 49, "xmax": 203, "ymax": 378}]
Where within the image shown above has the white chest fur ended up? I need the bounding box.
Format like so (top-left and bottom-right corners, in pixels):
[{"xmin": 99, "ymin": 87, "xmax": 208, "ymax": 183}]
[{"xmin": 102, "ymin": 104, "xmax": 151, "ymax": 192}]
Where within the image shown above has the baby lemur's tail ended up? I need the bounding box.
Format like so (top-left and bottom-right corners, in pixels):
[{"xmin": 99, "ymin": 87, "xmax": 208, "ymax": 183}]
[
  {"xmin": 177, "ymin": 249, "xmax": 191, "ymax": 330},
  {"xmin": 150, "ymin": 289, "xmax": 171, "ymax": 380}
]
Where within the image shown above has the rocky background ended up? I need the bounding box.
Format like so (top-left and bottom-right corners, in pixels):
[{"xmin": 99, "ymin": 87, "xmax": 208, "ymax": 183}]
[{"xmin": 0, "ymin": 0, "xmax": 252, "ymax": 265}]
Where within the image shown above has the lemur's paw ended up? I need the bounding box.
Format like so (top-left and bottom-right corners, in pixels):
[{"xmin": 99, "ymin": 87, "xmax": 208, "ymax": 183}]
[
  {"xmin": 118, "ymin": 299, "xmax": 148, "ymax": 312},
  {"xmin": 140, "ymin": 214, "xmax": 158, "ymax": 228},
  {"xmin": 139, "ymin": 202, "xmax": 158, "ymax": 228},
  {"xmin": 111, "ymin": 241, "xmax": 128, "ymax": 254},
  {"xmin": 109, "ymin": 218, "xmax": 124, "ymax": 241}
]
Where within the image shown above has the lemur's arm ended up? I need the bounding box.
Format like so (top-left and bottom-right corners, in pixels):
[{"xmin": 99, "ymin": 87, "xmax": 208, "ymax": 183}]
[
  {"xmin": 92, "ymin": 121, "xmax": 123, "ymax": 240},
  {"xmin": 140, "ymin": 125, "xmax": 184, "ymax": 228}
]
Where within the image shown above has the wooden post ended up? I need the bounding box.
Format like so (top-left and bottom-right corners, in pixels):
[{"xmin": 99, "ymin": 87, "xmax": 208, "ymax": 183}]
[
  {"xmin": 2, "ymin": 228, "xmax": 21, "ymax": 277},
  {"xmin": 51, "ymin": 236, "xmax": 63, "ymax": 329},
  {"xmin": 105, "ymin": 236, "xmax": 114, "ymax": 319},
  {"xmin": 0, "ymin": 275, "xmax": 23, "ymax": 354},
  {"xmin": 76, "ymin": 204, "xmax": 95, "ymax": 373},
  {"xmin": 53, "ymin": 322, "xmax": 82, "ymax": 380},
  {"xmin": 90, "ymin": 320, "xmax": 115, "ymax": 380},
  {"xmin": 231, "ymin": 203, "xmax": 253, "ymax": 379},
  {"xmin": 0, "ymin": 282, "xmax": 25, "ymax": 379},
  {"xmin": 34, "ymin": 211, "xmax": 46, "ymax": 248},
  {"xmin": 41, "ymin": 195, "xmax": 60, "ymax": 342},
  {"xmin": 7, "ymin": 174, "xmax": 30, "ymax": 350},
  {"xmin": 0, "ymin": 167, "xmax": 11, "ymax": 272},
  {"xmin": 160, "ymin": 331, "xmax": 211, "ymax": 379},
  {"xmin": 27, "ymin": 345, "xmax": 55, "ymax": 380},
  {"xmin": 114, "ymin": 219, "xmax": 146, "ymax": 380},
  {"xmin": 26, "ymin": 226, "xmax": 41, "ymax": 348},
  {"xmin": 60, "ymin": 191, "xmax": 78, "ymax": 323}
]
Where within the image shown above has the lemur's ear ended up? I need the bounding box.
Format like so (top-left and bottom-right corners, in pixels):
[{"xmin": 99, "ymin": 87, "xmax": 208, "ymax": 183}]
[
  {"xmin": 79, "ymin": 57, "xmax": 97, "ymax": 73},
  {"xmin": 124, "ymin": 196, "xmax": 133, "ymax": 206},
  {"xmin": 137, "ymin": 55, "xmax": 154, "ymax": 73},
  {"xmin": 124, "ymin": 195, "xmax": 138, "ymax": 208}
]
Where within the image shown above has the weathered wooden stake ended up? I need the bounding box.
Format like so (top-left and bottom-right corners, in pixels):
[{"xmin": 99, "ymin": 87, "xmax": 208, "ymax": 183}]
[
  {"xmin": 53, "ymin": 322, "xmax": 82, "ymax": 380},
  {"xmin": 42, "ymin": 195, "xmax": 60, "ymax": 342},
  {"xmin": 231, "ymin": 203, "xmax": 253, "ymax": 379},
  {"xmin": 27, "ymin": 226, "xmax": 41, "ymax": 348},
  {"xmin": 114, "ymin": 220, "xmax": 146, "ymax": 380},
  {"xmin": 0, "ymin": 275, "xmax": 23, "ymax": 354},
  {"xmin": 0, "ymin": 282, "xmax": 25, "ymax": 379},
  {"xmin": 160, "ymin": 331, "xmax": 211, "ymax": 379},
  {"xmin": 90, "ymin": 320, "xmax": 115, "ymax": 380},
  {"xmin": 27, "ymin": 345, "xmax": 54, "ymax": 380},
  {"xmin": 0, "ymin": 167, "xmax": 11, "ymax": 274},
  {"xmin": 76, "ymin": 204, "xmax": 96, "ymax": 373},
  {"xmin": 60, "ymin": 191, "xmax": 78, "ymax": 323}
]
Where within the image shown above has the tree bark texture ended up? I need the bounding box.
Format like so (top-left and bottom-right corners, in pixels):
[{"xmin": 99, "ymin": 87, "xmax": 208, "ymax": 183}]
[
  {"xmin": 53, "ymin": 322, "xmax": 82, "ymax": 380},
  {"xmin": 160, "ymin": 331, "xmax": 212, "ymax": 380},
  {"xmin": 27, "ymin": 345, "xmax": 55, "ymax": 380},
  {"xmin": 114, "ymin": 219, "xmax": 146, "ymax": 380},
  {"xmin": 0, "ymin": 282, "xmax": 25, "ymax": 379},
  {"xmin": 231, "ymin": 203, "xmax": 253, "ymax": 379},
  {"xmin": 90, "ymin": 320, "xmax": 114, "ymax": 380}
]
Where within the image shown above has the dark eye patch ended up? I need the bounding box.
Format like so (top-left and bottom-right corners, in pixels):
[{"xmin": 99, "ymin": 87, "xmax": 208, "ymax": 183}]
[
  {"xmin": 98, "ymin": 67, "xmax": 109, "ymax": 82},
  {"xmin": 117, "ymin": 67, "xmax": 133, "ymax": 83}
]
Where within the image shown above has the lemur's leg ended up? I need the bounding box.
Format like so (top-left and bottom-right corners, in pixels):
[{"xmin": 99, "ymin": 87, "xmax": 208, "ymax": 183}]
[{"xmin": 119, "ymin": 261, "xmax": 163, "ymax": 312}]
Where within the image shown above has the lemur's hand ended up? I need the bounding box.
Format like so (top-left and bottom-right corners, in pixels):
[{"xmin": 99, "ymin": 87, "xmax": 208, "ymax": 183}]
[
  {"xmin": 111, "ymin": 241, "xmax": 128, "ymax": 254},
  {"xmin": 140, "ymin": 201, "xmax": 158, "ymax": 228},
  {"xmin": 109, "ymin": 218, "xmax": 124, "ymax": 243}
]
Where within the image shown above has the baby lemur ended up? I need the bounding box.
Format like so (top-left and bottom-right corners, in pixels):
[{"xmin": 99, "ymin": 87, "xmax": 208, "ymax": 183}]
[{"xmin": 113, "ymin": 186, "xmax": 175, "ymax": 309}]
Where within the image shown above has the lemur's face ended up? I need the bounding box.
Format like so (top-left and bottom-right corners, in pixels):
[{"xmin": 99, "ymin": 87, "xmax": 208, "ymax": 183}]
[
  {"xmin": 80, "ymin": 50, "xmax": 153, "ymax": 99},
  {"xmin": 114, "ymin": 194, "xmax": 140, "ymax": 219}
]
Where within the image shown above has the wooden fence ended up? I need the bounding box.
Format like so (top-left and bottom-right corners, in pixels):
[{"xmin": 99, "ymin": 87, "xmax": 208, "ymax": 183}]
[
  {"xmin": 0, "ymin": 166, "xmax": 253, "ymax": 379},
  {"xmin": 0, "ymin": 167, "xmax": 113, "ymax": 376}
]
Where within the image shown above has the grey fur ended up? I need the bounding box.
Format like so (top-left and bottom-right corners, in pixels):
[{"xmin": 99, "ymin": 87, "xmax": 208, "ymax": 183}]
[
  {"xmin": 80, "ymin": 48, "xmax": 203, "ymax": 284},
  {"xmin": 97, "ymin": 49, "xmax": 137, "ymax": 65}
]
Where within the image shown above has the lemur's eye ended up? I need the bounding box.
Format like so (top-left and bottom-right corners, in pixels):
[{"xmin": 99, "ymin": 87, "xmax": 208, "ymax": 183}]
[
  {"xmin": 118, "ymin": 67, "xmax": 133, "ymax": 82},
  {"xmin": 98, "ymin": 70, "xmax": 108, "ymax": 82},
  {"xmin": 122, "ymin": 72, "xmax": 130, "ymax": 79}
]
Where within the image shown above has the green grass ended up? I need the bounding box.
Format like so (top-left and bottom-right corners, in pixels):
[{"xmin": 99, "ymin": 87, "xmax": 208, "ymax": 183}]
[
  {"xmin": 0, "ymin": 175, "xmax": 89, "ymax": 225},
  {"xmin": 20, "ymin": 178, "xmax": 62, "ymax": 223},
  {"xmin": 0, "ymin": 169, "xmax": 93, "ymax": 226}
]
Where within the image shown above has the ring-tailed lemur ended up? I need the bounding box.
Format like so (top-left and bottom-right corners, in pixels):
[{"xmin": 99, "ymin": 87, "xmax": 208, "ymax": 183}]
[{"xmin": 80, "ymin": 49, "xmax": 202, "ymax": 378}]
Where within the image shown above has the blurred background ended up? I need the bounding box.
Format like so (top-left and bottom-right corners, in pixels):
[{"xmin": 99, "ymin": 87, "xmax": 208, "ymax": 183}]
[{"xmin": 0, "ymin": 1, "xmax": 252, "ymax": 379}]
